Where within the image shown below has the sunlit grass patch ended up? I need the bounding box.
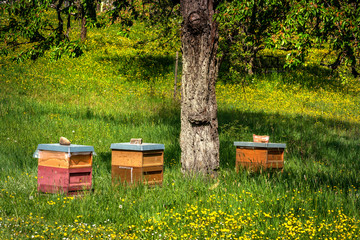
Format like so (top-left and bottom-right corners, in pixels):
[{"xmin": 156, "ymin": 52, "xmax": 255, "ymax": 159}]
[
  {"xmin": 216, "ymin": 72, "xmax": 360, "ymax": 124},
  {"xmin": 1, "ymin": 181, "xmax": 359, "ymax": 239}
]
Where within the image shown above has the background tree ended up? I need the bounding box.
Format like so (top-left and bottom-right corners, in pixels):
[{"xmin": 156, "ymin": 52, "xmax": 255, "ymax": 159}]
[
  {"xmin": 110, "ymin": 0, "xmax": 181, "ymax": 52},
  {"xmin": 180, "ymin": 0, "xmax": 220, "ymax": 174},
  {"xmin": 77, "ymin": 0, "xmax": 98, "ymax": 41},
  {"xmin": 216, "ymin": 0, "xmax": 290, "ymax": 76},
  {"xmin": 0, "ymin": 0, "xmax": 97, "ymax": 61},
  {"xmin": 281, "ymin": 0, "xmax": 360, "ymax": 77}
]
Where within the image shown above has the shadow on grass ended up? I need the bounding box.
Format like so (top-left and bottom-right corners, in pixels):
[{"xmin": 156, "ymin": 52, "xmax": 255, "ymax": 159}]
[
  {"xmin": 218, "ymin": 60, "xmax": 352, "ymax": 94},
  {"xmin": 96, "ymin": 151, "xmax": 112, "ymax": 172},
  {"xmin": 96, "ymin": 53, "xmax": 180, "ymax": 84},
  {"xmin": 277, "ymin": 65, "xmax": 348, "ymax": 93}
]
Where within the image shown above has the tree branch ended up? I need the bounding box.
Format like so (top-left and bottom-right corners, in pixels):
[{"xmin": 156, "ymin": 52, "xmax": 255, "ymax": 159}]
[{"xmin": 320, "ymin": 51, "xmax": 343, "ymax": 70}]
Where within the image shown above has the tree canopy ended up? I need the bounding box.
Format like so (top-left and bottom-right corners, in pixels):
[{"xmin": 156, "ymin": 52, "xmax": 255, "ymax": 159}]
[
  {"xmin": 1, "ymin": 0, "xmax": 359, "ymax": 77},
  {"xmin": 216, "ymin": 0, "xmax": 290, "ymax": 76},
  {"xmin": 282, "ymin": 0, "xmax": 360, "ymax": 77},
  {"xmin": 0, "ymin": 0, "xmax": 97, "ymax": 61}
]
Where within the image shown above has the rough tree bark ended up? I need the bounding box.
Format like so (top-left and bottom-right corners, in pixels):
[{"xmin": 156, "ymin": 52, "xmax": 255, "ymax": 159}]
[
  {"xmin": 180, "ymin": 0, "xmax": 220, "ymax": 174},
  {"xmin": 78, "ymin": 1, "xmax": 87, "ymax": 41},
  {"xmin": 55, "ymin": 0, "xmax": 65, "ymax": 40},
  {"xmin": 75, "ymin": 0, "xmax": 87, "ymax": 41},
  {"xmin": 80, "ymin": 15, "xmax": 87, "ymax": 41}
]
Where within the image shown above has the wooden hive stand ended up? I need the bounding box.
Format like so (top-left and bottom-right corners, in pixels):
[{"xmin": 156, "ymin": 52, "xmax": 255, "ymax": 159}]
[
  {"xmin": 234, "ymin": 142, "xmax": 286, "ymax": 172},
  {"xmin": 110, "ymin": 142, "xmax": 164, "ymax": 186},
  {"xmin": 34, "ymin": 144, "xmax": 95, "ymax": 195}
]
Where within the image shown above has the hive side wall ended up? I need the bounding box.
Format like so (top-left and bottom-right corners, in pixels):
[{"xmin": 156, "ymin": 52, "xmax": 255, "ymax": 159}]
[
  {"xmin": 111, "ymin": 150, "xmax": 143, "ymax": 167},
  {"xmin": 38, "ymin": 151, "xmax": 70, "ymax": 168}
]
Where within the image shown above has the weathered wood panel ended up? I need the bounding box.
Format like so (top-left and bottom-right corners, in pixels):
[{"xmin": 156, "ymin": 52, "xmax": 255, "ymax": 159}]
[
  {"xmin": 236, "ymin": 147, "xmax": 284, "ymax": 172},
  {"xmin": 69, "ymin": 154, "xmax": 92, "ymax": 168},
  {"xmin": 111, "ymin": 150, "xmax": 143, "ymax": 167},
  {"xmin": 38, "ymin": 151, "xmax": 69, "ymax": 168},
  {"xmin": 236, "ymin": 148, "xmax": 268, "ymax": 163},
  {"xmin": 112, "ymin": 165, "xmax": 163, "ymax": 186},
  {"xmin": 37, "ymin": 166, "xmax": 70, "ymax": 193},
  {"xmin": 142, "ymin": 151, "xmax": 164, "ymax": 166},
  {"xmin": 37, "ymin": 166, "xmax": 92, "ymax": 194}
]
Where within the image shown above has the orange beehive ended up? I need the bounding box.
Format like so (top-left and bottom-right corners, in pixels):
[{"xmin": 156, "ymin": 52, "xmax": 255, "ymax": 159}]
[
  {"xmin": 110, "ymin": 143, "xmax": 164, "ymax": 186},
  {"xmin": 34, "ymin": 144, "xmax": 95, "ymax": 195},
  {"xmin": 234, "ymin": 142, "xmax": 286, "ymax": 172}
]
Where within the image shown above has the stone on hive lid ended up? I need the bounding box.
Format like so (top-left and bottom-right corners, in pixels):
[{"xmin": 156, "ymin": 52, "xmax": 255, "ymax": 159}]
[
  {"xmin": 130, "ymin": 138, "xmax": 143, "ymax": 144},
  {"xmin": 253, "ymin": 134, "xmax": 269, "ymax": 143},
  {"xmin": 59, "ymin": 137, "xmax": 71, "ymax": 145}
]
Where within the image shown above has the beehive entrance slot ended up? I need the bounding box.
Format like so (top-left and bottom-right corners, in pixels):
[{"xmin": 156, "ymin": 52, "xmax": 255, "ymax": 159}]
[
  {"xmin": 143, "ymin": 170, "xmax": 162, "ymax": 175},
  {"xmin": 143, "ymin": 153, "xmax": 162, "ymax": 157}
]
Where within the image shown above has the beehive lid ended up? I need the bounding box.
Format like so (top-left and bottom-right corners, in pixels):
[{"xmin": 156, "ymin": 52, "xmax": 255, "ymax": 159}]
[
  {"xmin": 35, "ymin": 144, "xmax": 95, "ymax": 153},
  {"xmin": 110, "ymin": 143, "xmax": 165, "ymax": 151},
  {"xmin": 234, "ymin": 141, "xmax": 286, "ymax": 149}
]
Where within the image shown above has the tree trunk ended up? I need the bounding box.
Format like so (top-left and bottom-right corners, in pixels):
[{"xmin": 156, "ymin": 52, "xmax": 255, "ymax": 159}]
[
  {"xmin": 247, "ymin": 55, "xmax": 255, "ymax": 75},
  {"xmin": 80, "ymin": 15, "xmax": 87, "ymax": 41},
  {"xmin": 65, "ymin": 11, "xmax": 71, "ymax": 40},
  {"xmin": 77, "ymin": 0, "xmax": 87, "ymax": 41},
  {"xmin": 56, "ymin": 0, "xmax": 65, "ymax": 40},
  {"xmin": 180, "ymin": 0, "xmax": 220, "ymax": 175}
]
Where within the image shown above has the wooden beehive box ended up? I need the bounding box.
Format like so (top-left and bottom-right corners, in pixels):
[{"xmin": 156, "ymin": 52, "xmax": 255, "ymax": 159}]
[
  {"xmin": 34, "ymin": 144, "xmax": 95, "ymax": 195},
  {"xmin": 234, "ymin": 142, "xmax": 286, "ymax": 172},
  {"xmin": 110, "ymin": 142, "xmax": 164, "ymax": 186}
]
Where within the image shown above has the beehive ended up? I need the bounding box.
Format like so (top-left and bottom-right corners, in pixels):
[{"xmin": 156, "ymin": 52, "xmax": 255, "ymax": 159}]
[
  {"xmin": 234, "ymin": 142, "xmax": 286, "ymax": 171},
  {"xmin": 110, "ymin": 143, "xmax": 164, "ymax": 185},
  {"xmin": 34, "ymin": 144, "xmax": 95, "ymax": 194}
]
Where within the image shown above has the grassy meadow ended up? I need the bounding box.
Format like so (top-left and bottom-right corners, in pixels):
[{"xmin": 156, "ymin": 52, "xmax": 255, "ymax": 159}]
[{"xmin": 1, "ymin": 21, "xmax": 360, "ymax": 239}]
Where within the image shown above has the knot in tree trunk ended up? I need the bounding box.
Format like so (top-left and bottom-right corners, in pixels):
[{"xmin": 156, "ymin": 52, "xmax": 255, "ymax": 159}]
[
  {"xmin": 185, "ymin": 10, "xmax": 208, "ymax": 35},
  {"xmin": 188, "ymin": 110, "xmax": 211, "ymax": 125}
]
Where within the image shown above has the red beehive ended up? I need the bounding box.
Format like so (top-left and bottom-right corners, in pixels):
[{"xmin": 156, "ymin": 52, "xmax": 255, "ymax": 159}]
[{"xmin": 34, "ymin": 144, "xmax": 95, "ymax": 195}]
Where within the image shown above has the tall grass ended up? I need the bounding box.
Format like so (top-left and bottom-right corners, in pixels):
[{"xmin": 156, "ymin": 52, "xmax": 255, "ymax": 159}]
[{"xmin": 1, "ymin": 21, "xmax": 360, "ymax": 239}]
